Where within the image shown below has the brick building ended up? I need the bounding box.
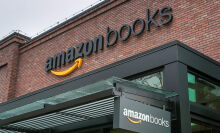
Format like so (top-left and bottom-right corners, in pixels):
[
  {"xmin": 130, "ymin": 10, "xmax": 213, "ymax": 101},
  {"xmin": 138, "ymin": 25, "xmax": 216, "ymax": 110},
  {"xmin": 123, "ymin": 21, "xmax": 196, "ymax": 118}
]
[{"xmin": 0, "ymin": 0, "xmax": 220, "ymax": 133}]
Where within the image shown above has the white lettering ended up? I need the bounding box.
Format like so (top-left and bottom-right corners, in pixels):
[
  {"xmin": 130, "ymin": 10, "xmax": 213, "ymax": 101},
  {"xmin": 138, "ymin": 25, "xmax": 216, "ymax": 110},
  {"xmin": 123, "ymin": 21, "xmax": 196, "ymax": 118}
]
[{"xmin": 122, "ymin": 108, "xmax": 170, "ymax": 128}]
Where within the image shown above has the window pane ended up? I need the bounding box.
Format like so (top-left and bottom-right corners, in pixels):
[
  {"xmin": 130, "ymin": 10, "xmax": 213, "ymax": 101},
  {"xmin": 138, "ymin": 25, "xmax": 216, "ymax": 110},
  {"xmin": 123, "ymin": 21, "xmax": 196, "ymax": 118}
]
[
  {"xmin": 191, "ymin": 122, "xmax": 220, "ymax": 133},
  {"xmin": 188, "ymin": 73, "xmax": 220, "ymax": 112},
  {"xmin": 132, "ymin": 72, "xmax": 163, "ymax": 89}
]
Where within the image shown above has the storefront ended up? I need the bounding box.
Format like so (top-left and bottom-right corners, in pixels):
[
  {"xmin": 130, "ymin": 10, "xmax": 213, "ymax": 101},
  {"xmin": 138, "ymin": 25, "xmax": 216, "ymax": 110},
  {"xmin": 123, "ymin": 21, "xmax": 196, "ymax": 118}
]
[{"xmin": 0, "ymin": 0, "xmax": 220, "ymax": 133}]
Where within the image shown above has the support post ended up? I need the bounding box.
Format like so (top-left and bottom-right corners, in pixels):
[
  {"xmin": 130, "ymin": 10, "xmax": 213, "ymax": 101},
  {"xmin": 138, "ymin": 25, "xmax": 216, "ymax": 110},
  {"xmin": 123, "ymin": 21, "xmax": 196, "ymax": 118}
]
[{"xmin": 163, "ymin": 62, "xmax": 191, "ymax": 133}]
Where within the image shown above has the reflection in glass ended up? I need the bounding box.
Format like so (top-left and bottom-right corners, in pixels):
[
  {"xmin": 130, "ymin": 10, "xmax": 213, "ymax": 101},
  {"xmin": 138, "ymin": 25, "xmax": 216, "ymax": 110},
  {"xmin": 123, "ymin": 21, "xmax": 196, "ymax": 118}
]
[
  {"xmin": 132, "ymin": 72, "xmax": 163, "ymax": 89},
  {"xmin": 191, "ymin": 122, "xmax": 220, "ymax": 133},
  {"xmin": 188, "ymin": 73, "xmax": 220, "ymax": 112}
]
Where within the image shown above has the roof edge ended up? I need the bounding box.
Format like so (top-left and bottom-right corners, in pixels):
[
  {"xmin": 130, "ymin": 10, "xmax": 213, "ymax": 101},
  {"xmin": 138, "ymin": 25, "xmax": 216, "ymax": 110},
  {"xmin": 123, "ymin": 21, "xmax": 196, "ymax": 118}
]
[
  {"xmin": 20, "ymin": 0, "xmax": 111, "ymax": 47},
  {"xmin": 175, "ymin": 40, "xmax": 220, "ymax": 67},
  {"xmin": 0, "ymin": 32, "xmax": 30, "ymax": 46},
  {"xmin": 0, "ymin": 0, "xmax": 110, "ymax": 47}
]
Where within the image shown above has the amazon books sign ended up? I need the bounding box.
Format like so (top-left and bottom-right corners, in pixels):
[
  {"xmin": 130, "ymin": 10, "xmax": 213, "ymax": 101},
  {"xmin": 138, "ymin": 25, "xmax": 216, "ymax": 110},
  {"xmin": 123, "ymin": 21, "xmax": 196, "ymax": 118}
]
[
  {"xmin": 45, "ymin": 6, "xmax": 173, "ymax": 76},
  {"xmin": 113, "ymin": 97, "xmax": 171, "ymax": 133}
]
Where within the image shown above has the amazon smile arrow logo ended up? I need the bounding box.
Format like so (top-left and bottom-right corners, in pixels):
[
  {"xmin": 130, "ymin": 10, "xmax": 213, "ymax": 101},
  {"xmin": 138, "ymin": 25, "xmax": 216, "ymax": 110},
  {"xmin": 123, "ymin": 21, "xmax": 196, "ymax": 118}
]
[
  {"xmin": 50, "ymin": 58, "xmax": 82, "ymax": 76},
  {"xmin": 127, "ymin": 117, "xmax": 142, "ymax": 124},
  {"xmin": 124, "ymin": 108, "xmax": 142, "ymax": 124}
]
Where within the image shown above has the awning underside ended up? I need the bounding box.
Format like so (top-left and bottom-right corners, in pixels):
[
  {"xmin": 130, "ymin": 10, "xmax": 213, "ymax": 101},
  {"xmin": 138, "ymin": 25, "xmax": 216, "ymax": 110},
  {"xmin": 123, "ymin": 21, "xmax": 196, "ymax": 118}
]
[{"xmin": 1, "ymin": 97, "xmax": 114, "ymax": 133}]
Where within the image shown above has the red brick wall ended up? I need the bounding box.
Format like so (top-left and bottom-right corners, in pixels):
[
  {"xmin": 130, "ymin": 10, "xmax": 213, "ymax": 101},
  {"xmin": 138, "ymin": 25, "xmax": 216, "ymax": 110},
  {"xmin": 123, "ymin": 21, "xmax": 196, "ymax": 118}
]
[
  {"xmin": 0, "ymin": 65, "xmax": 8, "ymax": 102},
  {"xmin": 1, "ymin": 0, "xmax": 220, "ymax": 100},
  {"xmin": 7, "ymin": 43, "xmax": 20, "ymax": 100},
  {"xmin": 0, "ymin": 35, "xmax": 28, "ymax": 102}
]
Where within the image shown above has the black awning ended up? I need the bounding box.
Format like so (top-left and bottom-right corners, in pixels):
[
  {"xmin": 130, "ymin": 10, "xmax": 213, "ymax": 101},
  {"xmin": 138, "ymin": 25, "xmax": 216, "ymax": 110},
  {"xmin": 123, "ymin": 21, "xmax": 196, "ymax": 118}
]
[
  {"xmin": 2, "ymin": 97, "xmax": 114, "ymax": 133},
  {"xmin": 0, "ymin": 77, "xmax": 177, "ymax": 133}
]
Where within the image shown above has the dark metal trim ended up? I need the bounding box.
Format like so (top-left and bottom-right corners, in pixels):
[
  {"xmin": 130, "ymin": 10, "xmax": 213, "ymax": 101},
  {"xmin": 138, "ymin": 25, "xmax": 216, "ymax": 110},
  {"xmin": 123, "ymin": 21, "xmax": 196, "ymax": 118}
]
[
  {"xmin": 191, "ymin": 114, "xmax": 220, "ymax": 128},
  {"xmin": 114, "ymin": 82, "xmax": 175, "ymax": 111},
  {"xmin": 163, "ymin": 62, "xmax": 192, "ymax": 133},
  {"xmin": 190, "ymin": 102, "xmax": 220, "ymax": 123},
  {"xmin": 177, "ymin": 41, "xmax": 220, "ymax": 67},
  {"xmin": 188, "ymin": 68, "xmax": 220, "ymax": 86},
  {"xmin": 177, "ymin": 44, "xmax": 220, "ymax": 80}
]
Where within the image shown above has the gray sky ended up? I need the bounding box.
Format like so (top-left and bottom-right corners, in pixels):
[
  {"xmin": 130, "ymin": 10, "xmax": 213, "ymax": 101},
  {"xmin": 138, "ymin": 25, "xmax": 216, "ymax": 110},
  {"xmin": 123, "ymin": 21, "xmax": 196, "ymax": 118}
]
[{"xmin": 0, "ymin": 0, "xmax": 102, "ymax": 40}]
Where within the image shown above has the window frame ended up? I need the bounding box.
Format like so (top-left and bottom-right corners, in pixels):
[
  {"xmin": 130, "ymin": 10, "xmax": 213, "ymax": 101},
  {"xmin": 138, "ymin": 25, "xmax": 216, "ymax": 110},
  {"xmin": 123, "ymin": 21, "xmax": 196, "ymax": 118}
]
[{"xmin": 188, "ymin": 68, "xmax": 220, "ymax": 130}]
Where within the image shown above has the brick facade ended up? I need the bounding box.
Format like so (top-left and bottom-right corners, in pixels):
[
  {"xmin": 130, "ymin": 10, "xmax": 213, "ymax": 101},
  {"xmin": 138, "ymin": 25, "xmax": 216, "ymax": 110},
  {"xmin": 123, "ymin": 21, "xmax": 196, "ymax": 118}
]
[
  {"xmin": 0, "ymin": 33, "xmax": 29, "ymax": 102},
  {"xmin": 0, "ymin": 0, "xmax": 219, "ymax": 102},
  {"xmin": 0, "ymin": 65, "xmax": 8, "ymax": 102}
]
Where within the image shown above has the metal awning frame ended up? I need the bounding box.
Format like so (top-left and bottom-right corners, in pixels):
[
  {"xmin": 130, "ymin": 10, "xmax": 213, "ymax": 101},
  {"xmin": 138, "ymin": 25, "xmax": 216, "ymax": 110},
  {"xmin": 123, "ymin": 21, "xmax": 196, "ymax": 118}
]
[{"xmin": 0, "ymin": 80, "xmax": 177, "ymax": 133}]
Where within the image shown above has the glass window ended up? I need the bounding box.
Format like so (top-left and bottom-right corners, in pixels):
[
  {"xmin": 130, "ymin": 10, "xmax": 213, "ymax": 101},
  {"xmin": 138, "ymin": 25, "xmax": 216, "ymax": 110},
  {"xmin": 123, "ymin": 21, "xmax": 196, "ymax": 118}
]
[
  {"xmin": 132, "ymin": 72, "xmax": 163, "ymax": 89},
  {"xmin": 191, "ymin": 122, "xmax": 220, "ymax": 133},
  {"xmin": 188, "ymin": 73, "xmax": 220, "ymax": 112},
  {"xmin": 191, "ymin": 122, "xmax": 212, "ymax": 133}
]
